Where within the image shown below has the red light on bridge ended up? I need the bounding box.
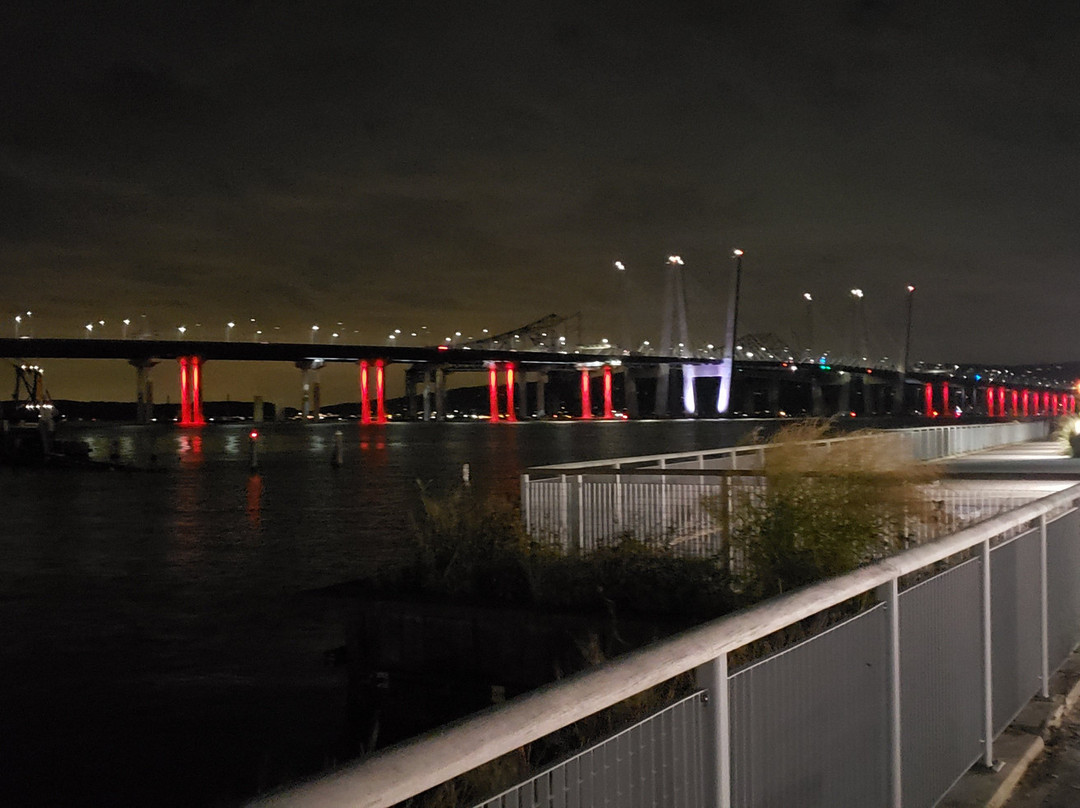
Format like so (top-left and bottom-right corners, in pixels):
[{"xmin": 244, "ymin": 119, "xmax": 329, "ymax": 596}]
[
  {"xmin": 437, "ymin": 345, "xmax": 449, "ymax": 351},
  {"xmin": 249, "ymin": 430, "xmax": 259, "ymax": 440}
]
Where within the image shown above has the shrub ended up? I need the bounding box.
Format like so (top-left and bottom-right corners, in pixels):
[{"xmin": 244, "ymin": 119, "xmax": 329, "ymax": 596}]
[{"xmin": 707, "ymin": 420, "xmax": 937, "ymax": 599}]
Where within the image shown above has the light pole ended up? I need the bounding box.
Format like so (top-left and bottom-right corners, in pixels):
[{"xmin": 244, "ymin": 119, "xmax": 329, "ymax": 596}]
[
  {"xmin": 901, "ymin": 285, "xmax": 916, "ymax": 374},
  {"xmin": 802, "ymin": 292, "xmax": 813, "ymax": 360},
  {"xmin": 310, "ymin": 325, "xmax": 319, "ymax": 343},
  {"xmin": 717, "ymin": 249, "xmax": 744, "ymax": 415},
  {"xmin": 122, "ymin": 318, "xmax": 131, "ymax": 339},
  {"xmin": 178, "ymin": 325, "xmax": 187, "ymax": 339},
  {"xmin": 226, "ymin": 321, "xmax": 235, "ymax": 342},
  {"xmin": 614, "ymin": 260, "xmax": 632, "ymax": 353},
  {"xmin": 850, "ymin": 288, "xmax": 866, "ymax": 361},
  {"xmin": 730, "ymin": 250, "xmax": 744, "ymax": 358},
  {"xmin": 14, "ymin": 315, "xmax": 21, "ymax": 338},
  {"xmin": 85, "ymin": 323, "xmax": 93, "ymax": 338}
]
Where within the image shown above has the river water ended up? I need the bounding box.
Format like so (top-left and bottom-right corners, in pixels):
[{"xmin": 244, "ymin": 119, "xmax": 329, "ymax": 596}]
[{"xmin": 0, "ymin": 419, "xmax": 761, "ymax": 807}]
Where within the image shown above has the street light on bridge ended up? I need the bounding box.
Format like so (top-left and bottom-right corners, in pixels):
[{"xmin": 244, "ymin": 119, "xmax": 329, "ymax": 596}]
[
  {"xmin": 226, "ymin": 321, "xmax": 235, "ymax": 342},
  {"xmin": 14, "ymin": 315, "xmax": 21, "ymax": 338},
  {"xmin": 902, "ymin": 285, "xmax": 916, "ymax": 375},
  {"xmin": 122, "ymin": 319, "xmax": 131, "ymax": 339},
  {"xmin": 310, "ymin": 324, "xmax": 319, "ymax": 343},
  {"xmin": 178, "ymin": 325, "xmax": 187, "ymax": 339},
  {"xmin": 85, "ymin": 323, "xmax": 93, "ymax": 338}
]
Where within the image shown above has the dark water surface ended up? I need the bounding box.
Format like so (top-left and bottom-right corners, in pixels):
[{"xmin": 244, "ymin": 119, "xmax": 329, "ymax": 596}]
[{"xmin": 0, "ymin": 419, "xmax": 759, "ymax": 807}]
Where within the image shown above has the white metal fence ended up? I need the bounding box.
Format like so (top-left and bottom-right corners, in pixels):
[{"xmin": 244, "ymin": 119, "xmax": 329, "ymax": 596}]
[
  {"xmin": 251, "ymin": 481, "xmax": 1080, "ymax": 808},
  {"xmin": 526, "ymin": 420, "xmax": 1052, "ymax": 475},
  {"xmin": 521, "ymin": 472, "xmax": 1042, "ymax": 560},
  {"xmin": 521, "ymin": 421, "xmax": 1054, "ymax": 558}
]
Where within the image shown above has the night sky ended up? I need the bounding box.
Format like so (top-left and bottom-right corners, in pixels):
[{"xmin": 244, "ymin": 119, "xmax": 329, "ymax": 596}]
[{"xmin": 3, "ymin": 1, "xmax": 1080, "ymax": 404}]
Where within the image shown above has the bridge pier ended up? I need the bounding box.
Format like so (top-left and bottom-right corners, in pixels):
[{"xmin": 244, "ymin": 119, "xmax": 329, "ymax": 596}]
[
  {"xmin": 130, "ymin": 358, "xmax": 156, "ymax": 424},
  {"xmin": 296, "ymin": 359, "xmax": 323, "ymax": 420},
  {"xmin": 837, "ymin": 373, "xmax": 852, "ymax": 415},
  {"xmin": 405, "ymin": 370, "xmax": 418, "ymax": 419},
  {"xmin": 178, "ymin": 356, "xmax": 205, "ymax": 426},
  {"xmin": 435, "ymin": 367, "xmax": 447, "ymax": 421},
  {"xmin": 766, "ymin": 376, "xmax": 780, "ymax": 416},
  {"xmin": 811, "ymin": 375, "xmax": 826, "ymax": 416},
  {"xmin": 513, "ymin": 365, "xmax": 525, "ymax": 420},
  {"xmin": 654, "ymin": 364, "xmax": 669, "ymax": 417},
  {"xmin": 422, "ymin": 368, "xmax": 433, "ymax": 420},
  {"xmin": 535, "ymin": 372, "xmax": 547, "ymax": 418},
  {"xmin": 603, "ymin": 365, "xmax": 614, "ymax": 419},
  {"xmin": 358, "ymin": 359, "xmax": 387, "ymax": 424},
  {"xmin": 623, "ymin": 368, "xmax": 639, "ymax": 419}
]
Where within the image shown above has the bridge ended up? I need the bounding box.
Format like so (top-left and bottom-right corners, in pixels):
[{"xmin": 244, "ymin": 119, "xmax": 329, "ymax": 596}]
[{"xmin": 1, "ymin": 333, "xmax": 1077, "ymax": 425}]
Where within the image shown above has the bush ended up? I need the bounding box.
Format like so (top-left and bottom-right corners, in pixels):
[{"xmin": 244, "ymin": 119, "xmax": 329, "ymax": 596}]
[{"xmin": 708, "ymin": 420, "xmax": 937, "ymax": 599}]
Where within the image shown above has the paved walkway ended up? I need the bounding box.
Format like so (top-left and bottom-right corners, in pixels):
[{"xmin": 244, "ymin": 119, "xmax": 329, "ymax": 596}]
[
  {"xmin": 1005, "ymin": 693, "xmax": 1080, "ymax": 808},
  {"xmin": 940, "ymin": 439, "xmax": 1080, "ymax": 480},
  {"xmin": 937, "ymin": 438, "xmax": 1080, "ymax": 808}
]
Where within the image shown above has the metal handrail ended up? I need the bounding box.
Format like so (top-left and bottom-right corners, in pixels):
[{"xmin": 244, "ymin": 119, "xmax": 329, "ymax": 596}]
[{"xmin": 526, "ymin": 421, "xmax": 1050, "ymax": 475}]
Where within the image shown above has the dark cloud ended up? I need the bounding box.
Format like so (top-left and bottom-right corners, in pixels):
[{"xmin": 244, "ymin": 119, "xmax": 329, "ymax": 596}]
[{"xmin": 2, "ymin": 0, "xmax": 1080, "ymax": 405}]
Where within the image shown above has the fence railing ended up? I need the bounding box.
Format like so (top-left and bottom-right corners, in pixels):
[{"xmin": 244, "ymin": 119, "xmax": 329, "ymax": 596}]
[
  {"xmin": 251, "ymin": 480, "xmax": 1080, "ymax": 808},
  {"xmin": 521, "ymin": 421, "xmax": 1054, "ymax": 556},
  {"xmin": 521, "ymin": 469, "xmax": 1044, "ymax": 560},
  {"xmin": 526, "ymin": 420, "xmax": 1053, "ymax": 475}
]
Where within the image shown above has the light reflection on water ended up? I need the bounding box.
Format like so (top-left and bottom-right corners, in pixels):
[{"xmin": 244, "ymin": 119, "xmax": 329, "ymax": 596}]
[{"xmin": 0, "ymin": 419, "xmax": 760, "ymax": 806}]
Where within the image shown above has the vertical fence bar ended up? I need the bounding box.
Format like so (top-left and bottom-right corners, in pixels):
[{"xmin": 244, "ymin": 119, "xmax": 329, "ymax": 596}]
[
  {"xmin": 577, "ymin": 474, "xmax": 585, "ymax": 551},
  {"xmin": 876, "ymin": 578, "xmax": 903, "ymax": 808},
  {"xmin": 1040, "ymin": 513, "xmax": 1050, "ymax": 699},
  {"xmin": 560, "ymin": 474, "xmax": 569, "ymax": 549},
  {"xmin": 521, "ymin": 473, "xmax": 531, "ymax": 533},
  {"xmin": 659, "ymin": 459, "xmax": 668, "ymax": 533},
  {"xmin": 614, "ymin": 462, "xmax": 623, "ymax": 530},
  {"xmin": 695, "ymin": 654, "xmax": 730, "ymax": 808},
  {"xmin": 981, "ymin": 537, "xmax": 995, "ymax": 768}
]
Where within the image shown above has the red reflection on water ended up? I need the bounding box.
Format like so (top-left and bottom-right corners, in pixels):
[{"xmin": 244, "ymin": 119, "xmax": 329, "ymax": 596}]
[{"xmin": 246, "ymin": 473, "xmax": 262, "ymax": 530}]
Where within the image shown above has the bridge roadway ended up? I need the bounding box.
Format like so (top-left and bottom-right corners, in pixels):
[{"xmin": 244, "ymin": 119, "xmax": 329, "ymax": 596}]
[{"xmin": 0, "ymin": 337, "xmax": 1076, "ymax": 425}]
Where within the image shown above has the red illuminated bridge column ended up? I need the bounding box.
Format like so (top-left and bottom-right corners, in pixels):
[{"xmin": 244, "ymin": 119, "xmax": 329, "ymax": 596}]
[
  {"xmin": 488, "ymin": 365, "xmax": 499, "ymax": 421},
  {"xmin": 504, "ymin": 364, "xmax": 517, "ymax": 422},
  {"xmin": 603, "ymin": 365, "xmax": 614, "ymax": 419},
  {"xmin": 177, "ymin": 356, "xmax": 205, "ymax": 426},
  {"xmin": 358, "ymin": 359, "xmax": 388, "ymax": 424},
  {"xmin": 985, "ymin": 387, "xmax": 995, "ymax": 418},
  {"xmin": 924, "ymin": 383, "xmax": 934, "ymax": 417},
  {"xmin": 580, "ymin": 369, "xmax": 593, "ymax": 419}
]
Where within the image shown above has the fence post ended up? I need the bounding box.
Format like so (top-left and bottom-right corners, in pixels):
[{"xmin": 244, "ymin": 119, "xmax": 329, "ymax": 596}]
[
  {"xmin": 981, "ymin": 537, "xmax": 996, "ymax": 768},
  {"xmin": 614, "ymin": 462, "xmax": 623, "ymax": 529},
  {"xmin": 660, "ymin": 458, "xmax": 668, "ymax": 533},
  {"xmin": 695, "ymin": 654, "xmax": 731, "ymax": 808},
  {"xmin": 577, "ymin": 474, "xmax": 585, "ymax": 552},
  {"xmin": 1040, "ymin": 513, "xmax": 1050, "ymax": 699},
  {"xmin": 521, "ymin": 472, "xmax": 530, "ymax": 523},
  {"xmin": 559, "ymin": 474, "xmax": 569, "ymax": 549},
  {"xmin": 876, "ymin": 578, "xmax": 903, "ymax": 807}
]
